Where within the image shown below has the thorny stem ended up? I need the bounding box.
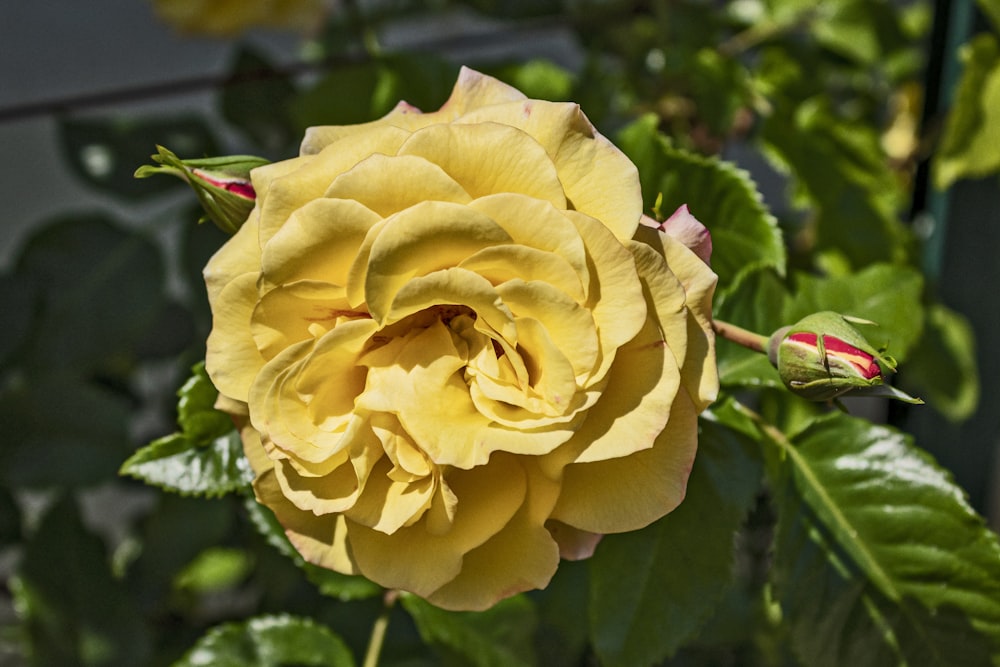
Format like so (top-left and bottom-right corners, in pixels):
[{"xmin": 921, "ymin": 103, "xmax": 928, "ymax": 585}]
[
  {"xmin": 362, "ymin": 589, "xmax": 399, "ymax": 667},
  {"xmin": 712, "ymin": 318, "xmax": 771, "ymax": 355}
]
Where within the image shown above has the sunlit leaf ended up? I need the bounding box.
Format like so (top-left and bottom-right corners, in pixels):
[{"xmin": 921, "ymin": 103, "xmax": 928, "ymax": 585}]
[
  {"xmin": 784, "ymin": 263, "xmax": 924, "ymax": 361},
  {"xmin": 761, "ymin": 410, "xmax": 1000, "ymax": 665},
  {"xmin": 760, "ymin": 98, "xmax": 912, "ymax": 268},
  {"xmin": 486, "ymin": 59, "xmax": 574, "ymax": 101},
  {"xmin": 618, "ymin": 115, "xmax": 785, "ymax": 296},
  {"xmin": 934, "ymin": 33, "xmax": 1000, "ymax": 189},
  {"xmin": 587, "ymin": 415, "xmax": 764, "ymax": 666},
  {"xmin": 174, "ymin": 614, "xmax": 355, "ymax": 667},
  {"xmin": 119, "ymin": 364, "xmax": 251, "ymax": 497},
  {"xmin": 120, "ymin": 431, "xmax": 251, "ymax": 497}
]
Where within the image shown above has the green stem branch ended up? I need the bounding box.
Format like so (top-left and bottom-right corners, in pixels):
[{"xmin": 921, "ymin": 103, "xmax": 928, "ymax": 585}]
[
  {"xmin": 362, "ymin": 589, "xmax": 399, "ymax": 667},
  {"xmin": 712, "ymin": 318, "xmax": 771, "ymax": 354}
]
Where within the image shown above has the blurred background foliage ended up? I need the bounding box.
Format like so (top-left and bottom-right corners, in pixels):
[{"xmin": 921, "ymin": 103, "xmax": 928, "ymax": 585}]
[{"xmin": 1, "ymin": 0, "xmax": 999, "ymax": 665}]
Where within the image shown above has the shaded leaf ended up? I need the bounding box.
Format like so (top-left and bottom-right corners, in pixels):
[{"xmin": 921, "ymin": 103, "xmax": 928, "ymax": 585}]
[
  {"xmin": 715, "ymin": 268, "xmax": 788, "ymax": 389},
  {"xmin": 13, "ymin": 213, "xmax": 167, "ymax": 372},
  {"xmin": 530, "ymin": 560, "xmax": 589, "ymax": 667},
  {"xmin": 174, "ymin": 614, "xmax": 355, "ymax": 667},
  {"xmin": 59, "ymin": 115, "xmax": 217, "ymax": 199},
  {"xmin": 0, "ymin": 273, "xmax": 37, "ymax": 367},
  {"xmin": 221, "ymin": 46, "xmax": 298, "ymax": 154},
  {"xmin": 15, "ymin": 495, "xmax": 151, "ymax": 666},
  {"xmin": 763, "ymin": 411, "xmax": 1000, "ymax": 665},
  {"xmin": 291, "ymin": 55, "xmax": 457, "ymax": 132},
  {"xmin": 617, "ymin": 115, "xmax": 785, "ymax": 295},
  {"xmin": 401, "ymin": 594, "xmax": 538, "ymax": 667},
  {"xmin": 902, "ymin": 303, "xmax": 979, "ymax": 421},
  {"xmin": 243, "ymin": 495, "xmax": 383, "ymax": 602},
  {"xmin": 1, "ymin": 372, "xmax": 131, "ymax": 487},
  {"xmin": 587, "ymin": 414, "xmax": 764, "ymax": 666}
]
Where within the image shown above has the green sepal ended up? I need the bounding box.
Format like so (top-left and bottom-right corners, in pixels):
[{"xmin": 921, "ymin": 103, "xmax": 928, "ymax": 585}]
[
  {"xmin": 135, "ymin": 145, "xmax": 268, "ymax": 234},
  {"xmin": 767, "ymin": 312, "xmax": 922, "ymax": 404}
]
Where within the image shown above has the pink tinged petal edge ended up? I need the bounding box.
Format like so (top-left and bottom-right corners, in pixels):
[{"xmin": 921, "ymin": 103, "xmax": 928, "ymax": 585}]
[{"xmin": 640, "ymin": 205, "xmax": 713, "ymax": 265}]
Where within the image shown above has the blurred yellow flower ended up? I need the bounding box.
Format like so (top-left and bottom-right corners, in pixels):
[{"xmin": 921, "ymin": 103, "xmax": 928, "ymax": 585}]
[
  {"xmin": 152, "ymin": 0, "xmax": 326, "ymax": 35},
  {"xmin": 205, "ymin": 67, "xmax": 718, "ymax": 610}
]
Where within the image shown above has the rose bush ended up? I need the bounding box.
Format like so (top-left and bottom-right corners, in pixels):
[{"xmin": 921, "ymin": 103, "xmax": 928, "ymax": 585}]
[{"xmin": 204, "ymin": 67, "xmax": 718, "ymax": 610}]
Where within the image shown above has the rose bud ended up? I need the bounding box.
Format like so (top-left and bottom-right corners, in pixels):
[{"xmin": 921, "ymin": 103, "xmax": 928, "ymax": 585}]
[
  {"xmin": 135, "ymin": 145, "xmax": 268, "ymax": 234},
  {"xmin": 767, "ymin": 311, "xmax": 922, "ymax": 404}
]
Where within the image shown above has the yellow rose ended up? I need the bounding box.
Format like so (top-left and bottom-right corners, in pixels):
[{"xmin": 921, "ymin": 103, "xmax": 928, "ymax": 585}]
[
  {"xmin": 152, "ymin": 0, "xmax": 325, "ymax": 35},
  {"xmin": 205, "ymin": 67, "xmax": 719, "ymax": 611}
]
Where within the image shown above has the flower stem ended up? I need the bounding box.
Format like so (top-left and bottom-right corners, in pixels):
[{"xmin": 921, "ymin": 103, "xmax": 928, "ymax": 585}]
[
  {"xmin": 712, "ymin": 318, "xmax": 770, "ymax": 354},
  {"xmin": 362, "ymin": 589, "xmax": 399, "ymax": 667}
]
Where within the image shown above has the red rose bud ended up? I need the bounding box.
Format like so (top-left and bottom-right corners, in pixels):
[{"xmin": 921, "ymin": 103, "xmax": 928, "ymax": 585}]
[
  {"xmin": 135, "ymin": 145, "xmax": 269, "ymax": 234},
  {"xmin": 767, "ymin": 311, "xmax": 922, "ymax": 404}
]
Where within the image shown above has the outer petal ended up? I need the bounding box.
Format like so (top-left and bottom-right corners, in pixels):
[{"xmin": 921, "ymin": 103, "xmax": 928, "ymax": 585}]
[
  {"xmin": 299, "ymin": 66, "xmax": 527, "ymax": 154},
  {"xmin": 205, "ymin": 272, "xmax": 263, "ymax": 402},
  {"xmin": 458, "ymin": 100, "xmax": 642, "ymax": 241},
  {"xmin": 345, "ymin": 453, "xmax": 527, "ymax": 597},
  {"xmin": 397, "ymin": 122, "xmax": 567, "ymax": 207},
  {"xmin": 550, "ymin": 389, "xmax": 699, "ymax": 533},
  {"xmin": 425, "ymin": 460, "xmax": 561, "ymax": 611},
  {"xmin": 257, "ymin": 125, "xmax": 411, "ymax": 242}
]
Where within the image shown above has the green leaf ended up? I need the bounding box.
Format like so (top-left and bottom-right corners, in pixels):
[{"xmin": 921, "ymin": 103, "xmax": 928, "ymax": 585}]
[
  {"xmin": 1, "ymin": 373, "xmax": 132, "ymax": 487},
  {"xmin": 13, "ymin": 213, "xmax": 167, "ymax": 372},
  {"xmin": 0, "ymin": 273, "xmax": 37, "ymax": 367},
  {"xmin": 243, "ymin": 495, "xmax": 383, "ymax": 602},
  {"xmin": 59, "ymin": 115, "xmax": 217, "ymax": 199},
  {"xmin": 178, "ymin": 362, "xmax": 237, "ymax": 443},
  {"xmin": 173, "ymin": 614, "xmax": 355, "ymax": 667},
  {"xmin": 120, "ymin": 431, "xmax": 251, "ymax": 497},
  {"xmin": 617, "ymin": 115, "xmax": 786, "ymax": 295},
  {"xmin": 530, "ymin": 560, "xmax": 589, "ymax": 667},
  {"xmin": 810, "ymin": 0, "xmax": 908, "ymax": 66},
  {"xmin": 715, "ymin": 268, "xmax": 789, "ymax": 389},
  {"xmin": 174, "ymin": 547, "xmax": 255, "ymax": 594},
  {"xmin": 220, "ymin": 46, "xmax": 298, "ymax": 154},
  {"xmin": 765, "ymin": 411, "xmax": 1000, "ymax": 665},
  {"xmin": 291, "ymin": 56, "xmax": 457, "ymax": 131},
  {"xmin": 401, "ymin": 594, "xmax": 539, "ymax": 667},
  {"xmin": 902, "ymin": 303, "xmax": 979, "ymax": 421},
  {"xmin": 120, "ymin": 363, "xmax": 253, "ymax": 496},
  {"xmin": 485, "ymin": 60, "xmax": 574, "ymax": 101},
  {"xmin": 15, "ymin": 495, "xmax": 151, "ymax": 666},
  {"xmin": 784, "ymin": 263, "xmax": 924, "ymax": 361},
  {"xmin": 934, "ymin": 33, "xmax": 1000, "ymax": 188},
  {"xmin": 981, "ymin": 0, "xmax": 1000, "ymax": 33},
  {"xmin": 760, "ymin": 98, "xmax": 912, "ymax": 268},
  {"xmin": 587, "ymin": 414, "xmax": 764, "ymax": 666}
]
